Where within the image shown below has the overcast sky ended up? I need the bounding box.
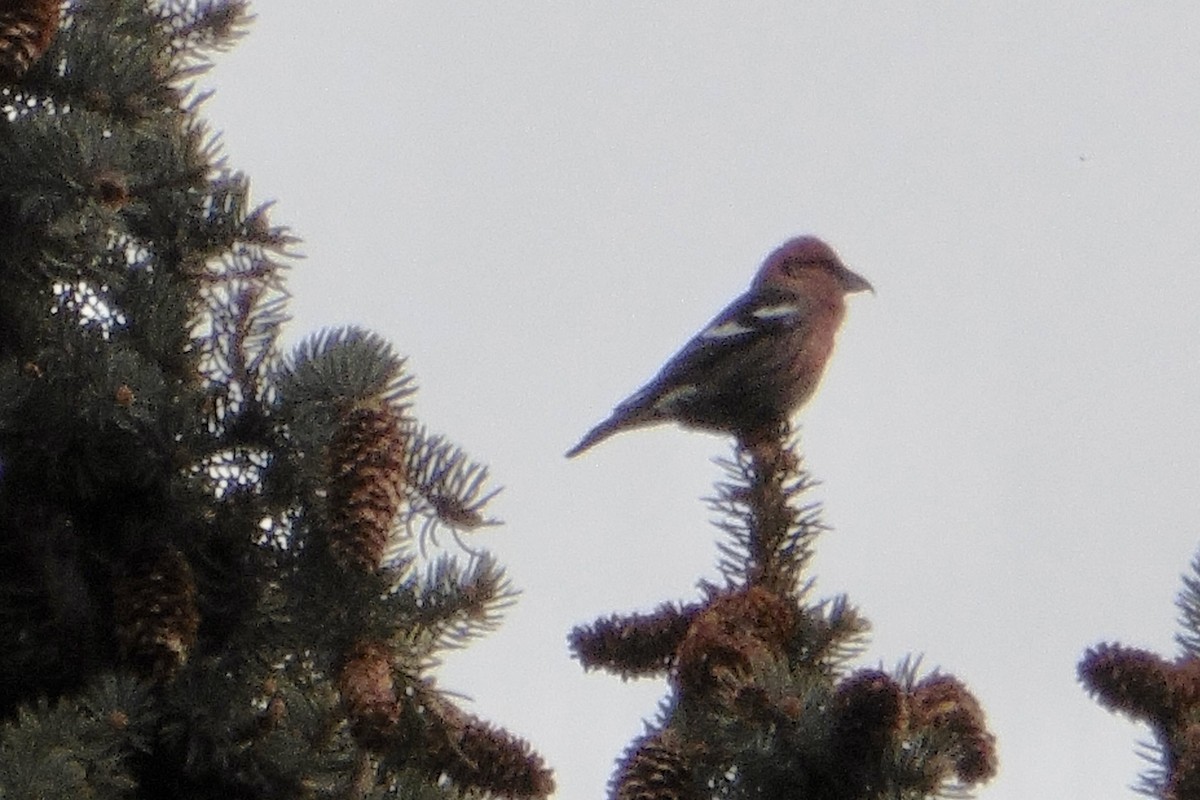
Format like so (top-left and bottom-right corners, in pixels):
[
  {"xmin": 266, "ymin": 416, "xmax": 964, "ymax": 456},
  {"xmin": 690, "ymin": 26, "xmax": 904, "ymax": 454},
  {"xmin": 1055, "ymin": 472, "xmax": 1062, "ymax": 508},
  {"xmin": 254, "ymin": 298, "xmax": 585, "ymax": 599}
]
[{"xmin": 204, "ymin": 4, "xmax": 1200, "ymax": 797}]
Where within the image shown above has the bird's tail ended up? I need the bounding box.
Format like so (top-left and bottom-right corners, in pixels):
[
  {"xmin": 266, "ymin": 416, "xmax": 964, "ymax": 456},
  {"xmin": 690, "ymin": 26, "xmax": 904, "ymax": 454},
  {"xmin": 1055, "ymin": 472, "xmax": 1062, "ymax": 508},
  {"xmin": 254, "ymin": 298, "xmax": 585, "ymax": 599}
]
[{"xmin": 565, "ymin": 414, "xmax": 635, "ymax": 458}]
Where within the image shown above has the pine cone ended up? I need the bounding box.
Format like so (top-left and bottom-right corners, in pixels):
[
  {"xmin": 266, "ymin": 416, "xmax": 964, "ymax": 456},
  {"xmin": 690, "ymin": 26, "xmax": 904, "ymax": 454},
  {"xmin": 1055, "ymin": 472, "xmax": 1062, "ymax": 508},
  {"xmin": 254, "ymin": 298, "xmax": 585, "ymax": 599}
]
[
  {"xmin": 613, "ymin": 729, "xmax": 698, "ymax": 800},
  {"xmin": 1079, "ymin": 642, "xmax": 1177, "ymax": 723},
  {"xmin": 338, "ymin": 638, "xmax": 401, "ymax": 748},
  {"xmin": 910, "ymin": 673, "xmax": 998, "ymax": 784},
  {"xmin": 832, "ymin": 669, "xmax": 906, "ymax": 757},
  {"xmin": 327, "ymin": 399, "xmax": 408, "ymax": 572},
  {"xmin": 674, "ymin": 586, "xmax": 795, "ymax": 700},
  {"xmin": 433, "ymin": 709, "xmax": 556, "ymax": 799},
  {"xmin": 112, "ymin": 546, "xmax": 199, "ymax": 680},
  {"xmin": 0, "ymin": 0, "xmax": 60, "ymax": 81},
  {"xmin": 569, "ymin": 601, "xmax": 699, "ymax": 679}
]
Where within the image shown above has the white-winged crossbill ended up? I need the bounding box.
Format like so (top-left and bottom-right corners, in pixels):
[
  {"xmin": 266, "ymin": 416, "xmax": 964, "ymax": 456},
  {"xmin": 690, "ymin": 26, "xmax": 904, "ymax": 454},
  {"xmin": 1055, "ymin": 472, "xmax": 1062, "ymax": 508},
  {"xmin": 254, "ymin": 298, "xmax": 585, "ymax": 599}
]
[{"xmin": 567, "ymin": 236, "xmax": 872, "ymax": 457}]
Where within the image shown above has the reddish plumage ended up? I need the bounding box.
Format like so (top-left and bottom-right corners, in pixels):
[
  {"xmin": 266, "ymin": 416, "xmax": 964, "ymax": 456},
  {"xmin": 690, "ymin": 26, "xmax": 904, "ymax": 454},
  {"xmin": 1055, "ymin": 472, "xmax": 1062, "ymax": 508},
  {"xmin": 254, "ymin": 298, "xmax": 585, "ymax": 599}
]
[{"xmin": 567, "ymin": 236, "xmax": 871, "ymax": 457}]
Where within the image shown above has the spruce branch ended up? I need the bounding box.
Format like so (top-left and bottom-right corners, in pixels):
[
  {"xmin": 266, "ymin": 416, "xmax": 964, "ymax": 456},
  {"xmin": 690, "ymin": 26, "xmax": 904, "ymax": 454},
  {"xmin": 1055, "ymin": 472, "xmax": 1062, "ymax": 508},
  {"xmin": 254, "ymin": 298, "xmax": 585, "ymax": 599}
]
[
  {"xmin": 280, "ymin": 326, "xmax": 415, "ymax": 412},
  {"xmin": 708, "ymin": 432, "xmax": 824, "ymax": 595},
  {"xmin": 1, "ymin": 2, "xmax": 551, "ymax": 796},
  {"xmin": 1080, "ymin": 551, "xmax": 1200, "ymax": 798},
  {"xmin": 402, "ymin": 426, "xmax": 502, "ymax": 545},
  {"xmin": 385, "ymin": 551, "xmax": 517, "ymax": 654},
  {"xmin": 1178, "ymin": 552, "xmax": 1200, "ymax": 658},
  {"xmin": 0, "ymin": 673, "xmax": 153, "ymax": 798},
  {"xmin": 336, "ymin": 641, "xmax": 554, "ymax": 799},
  {"xmin": 583, "ymin": 429, "xmax": 995, "ymax": 799},
  {"xmin": 1080, "ymin": 640, "xmax": 1200, "ymax": 799},
  {"xmin": 273, "ymin": 326, "xmax": 415, "ymax": 504},
  {"xmin": 197, "ymin": 278, "xmax": 289, "ymax": 441},
  {"xmin": 822, "ymin": 666, "xmax": 999, "ymax": 800},
  {"xmin": 157, "ymin": 0, "xmax": 252, "ymax": 61},
  {"xmin": 794, "ymin": 594, "xmax": 870, "ymax": 669}
]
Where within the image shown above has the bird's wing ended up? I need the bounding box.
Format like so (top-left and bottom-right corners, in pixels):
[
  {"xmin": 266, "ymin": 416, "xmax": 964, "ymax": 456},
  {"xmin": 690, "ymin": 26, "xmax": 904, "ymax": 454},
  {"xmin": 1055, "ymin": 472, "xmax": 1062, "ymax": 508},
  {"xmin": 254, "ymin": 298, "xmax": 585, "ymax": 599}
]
[
  {"xmin": 565, "ymin": 288, "xmax": 810, "ymax": 457},
  {"xmin": 624, "ymin": 287, "xmax": 811, "ymax": 407}
]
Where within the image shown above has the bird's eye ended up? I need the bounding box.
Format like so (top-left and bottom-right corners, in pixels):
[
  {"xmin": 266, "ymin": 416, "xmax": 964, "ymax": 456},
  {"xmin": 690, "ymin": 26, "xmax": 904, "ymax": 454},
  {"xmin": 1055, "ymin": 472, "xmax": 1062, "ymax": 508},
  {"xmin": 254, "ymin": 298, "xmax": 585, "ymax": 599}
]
[{"xmin": 783, "ymin": 258, "xmax": 823, "ymax": 277}]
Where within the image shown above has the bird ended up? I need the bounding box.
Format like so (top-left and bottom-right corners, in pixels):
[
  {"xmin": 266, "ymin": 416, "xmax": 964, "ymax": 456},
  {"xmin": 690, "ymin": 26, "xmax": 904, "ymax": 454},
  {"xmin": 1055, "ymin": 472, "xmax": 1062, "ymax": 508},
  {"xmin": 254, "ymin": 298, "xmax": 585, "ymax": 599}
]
[{"xmin": 566, "ymin": 235, "xmax": 872, "ymax": 458}]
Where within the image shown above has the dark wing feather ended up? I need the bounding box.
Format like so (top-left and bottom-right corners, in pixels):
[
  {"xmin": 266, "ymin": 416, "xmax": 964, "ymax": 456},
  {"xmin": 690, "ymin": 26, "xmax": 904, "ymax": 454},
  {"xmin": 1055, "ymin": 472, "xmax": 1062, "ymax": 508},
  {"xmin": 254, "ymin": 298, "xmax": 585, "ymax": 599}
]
[
  {"xmin": 566, "ymin": 288, "xmax": 809, "ymax": 457},
  {"xmin": 640, "ymin": 287, "xmax": 809, "ymax": 399}
]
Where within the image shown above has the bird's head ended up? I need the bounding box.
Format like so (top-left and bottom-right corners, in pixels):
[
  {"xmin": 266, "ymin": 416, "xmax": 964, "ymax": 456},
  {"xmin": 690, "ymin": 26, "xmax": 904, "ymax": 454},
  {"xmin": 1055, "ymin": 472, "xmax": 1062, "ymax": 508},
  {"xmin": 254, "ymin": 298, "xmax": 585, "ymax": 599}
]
[{"xmin": 759, "ymin": 235, "xmax": 874, "ymax": 295}]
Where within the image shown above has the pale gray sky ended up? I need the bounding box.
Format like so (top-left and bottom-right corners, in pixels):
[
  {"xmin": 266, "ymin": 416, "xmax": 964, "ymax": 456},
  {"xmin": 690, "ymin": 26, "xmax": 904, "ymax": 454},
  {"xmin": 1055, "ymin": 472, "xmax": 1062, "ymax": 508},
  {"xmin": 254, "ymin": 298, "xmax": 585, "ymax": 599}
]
[{"xmin": 206, "ymin": 4, "xmax": 1200, "ymax": 797}]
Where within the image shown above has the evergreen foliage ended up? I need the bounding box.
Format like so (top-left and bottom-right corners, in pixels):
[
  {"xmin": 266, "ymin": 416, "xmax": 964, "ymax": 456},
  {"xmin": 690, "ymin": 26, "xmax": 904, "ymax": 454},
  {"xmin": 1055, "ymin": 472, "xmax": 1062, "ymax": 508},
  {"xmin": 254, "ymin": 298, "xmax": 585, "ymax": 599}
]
[
  {"xmin": 1080, "ymin": 551, "xmax": 1200, "ymax": 800},
  {"xmin": 571, "ymin": 438, "xmax": 997, "ymax": 799},
  {"xmin": 0, "ymin": 1, "xmax": 550, "ymax": 797}
]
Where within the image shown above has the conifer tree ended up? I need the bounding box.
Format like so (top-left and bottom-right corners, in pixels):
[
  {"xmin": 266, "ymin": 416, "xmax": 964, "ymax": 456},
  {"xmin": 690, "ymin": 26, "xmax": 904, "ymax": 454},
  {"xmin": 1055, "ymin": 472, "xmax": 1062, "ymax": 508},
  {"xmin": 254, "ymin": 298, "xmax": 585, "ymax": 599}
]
[
  {"xmin": 571, "ymin": 436, "xmax": 998, "ymax": 799},
  {"xmin": 0, "ymin": 1, "xmax": 551, "ymax": 797},
  {"xmin": 1080, "ymin": 551, "xmax": 1200, "ymax": 800}
]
